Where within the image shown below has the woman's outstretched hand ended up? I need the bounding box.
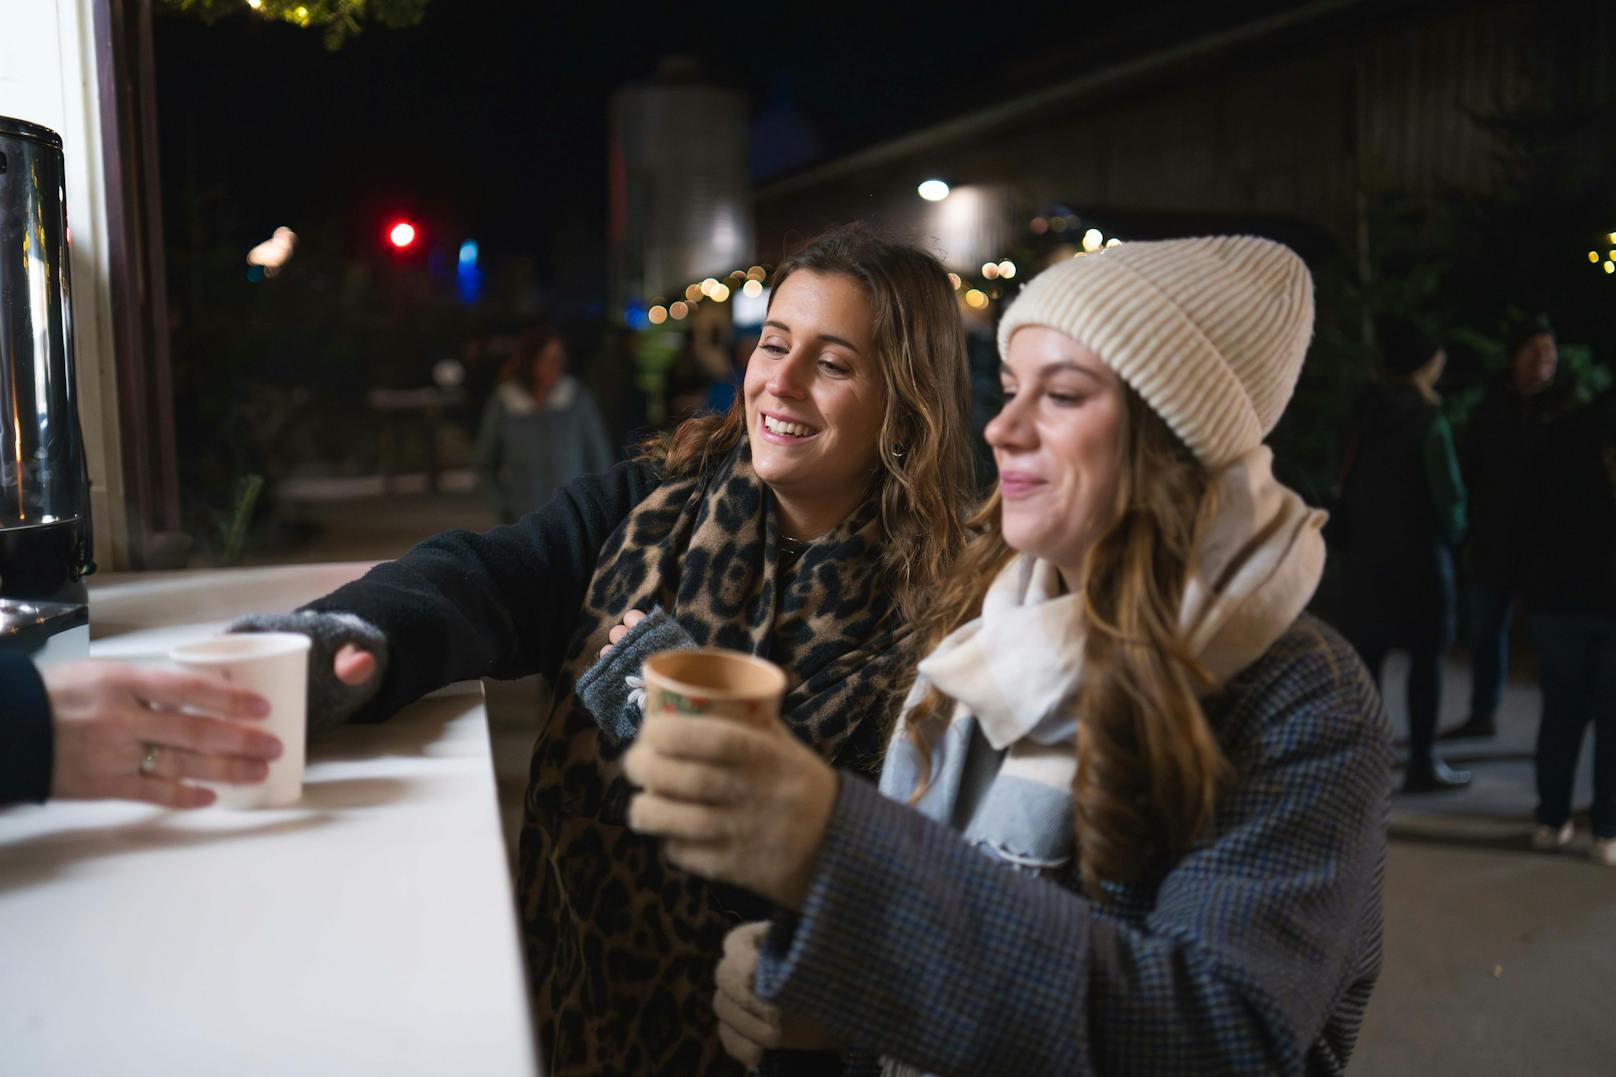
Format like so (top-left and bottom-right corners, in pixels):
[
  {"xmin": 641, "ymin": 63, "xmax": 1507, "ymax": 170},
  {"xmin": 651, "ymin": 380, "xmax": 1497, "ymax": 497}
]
[{"xmin": 622, "ymin": 708, "xmax": 837, "ymax": 910}]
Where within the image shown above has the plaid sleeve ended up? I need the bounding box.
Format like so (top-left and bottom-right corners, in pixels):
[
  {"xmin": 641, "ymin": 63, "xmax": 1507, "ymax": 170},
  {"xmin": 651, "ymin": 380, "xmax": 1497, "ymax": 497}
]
[
  {"xmin": 755, "ymin": 773, "xmax": 1091, "ymax": 1075},
  {"xmin": 1084, "ymin": 627, "xmax": 1390, "ymax": 1074},
  {"xmin": 753, "ymin": 625, "xmax": 1389, "ymax": 1077}
]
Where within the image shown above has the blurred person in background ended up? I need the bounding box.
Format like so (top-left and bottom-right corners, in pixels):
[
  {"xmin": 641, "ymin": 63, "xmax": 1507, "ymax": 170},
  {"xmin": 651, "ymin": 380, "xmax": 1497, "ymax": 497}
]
[
  {"xmin": 589, "ymin": 326, "xmax": 652, "ymax": 454},
  {"xmin": 961, "ymin": 297, "xmax": 1005, "ymax": 496},
  {"xmin": 707, "ymin": 331, "xmax": 758, "ymax": 416},
  {"xmin": 474, "ymin": 325, "xmax": 614, "ymax": 523},
  {"xmin": 1335, "ymin": 316, "xmax": 1469, "ymax": 792},
  {"xmin": 1520, "ymin": 384, "xmax": 1616, "ymax": 864},
  {"xmin": 1444, "ymin": 316, "xmax": 1559, "ymax": 740}
]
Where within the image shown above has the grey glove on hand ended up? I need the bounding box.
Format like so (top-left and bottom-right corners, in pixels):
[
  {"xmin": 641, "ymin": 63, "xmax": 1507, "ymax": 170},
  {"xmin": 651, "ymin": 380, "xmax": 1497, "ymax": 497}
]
[
  {"xmin": 574, "ymin": 606, "xmax": 696, "ymax": 742},
  {"xmin": 228, "ymin": 610, "xmax": 388, "ymax": 733}
]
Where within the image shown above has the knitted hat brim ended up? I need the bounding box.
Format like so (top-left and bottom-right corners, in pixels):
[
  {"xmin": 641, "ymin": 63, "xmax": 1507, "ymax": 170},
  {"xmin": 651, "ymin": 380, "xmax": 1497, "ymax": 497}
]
[{"xmin": 997, "ymin": 255, "xmax": 1264, "ymax": 468}]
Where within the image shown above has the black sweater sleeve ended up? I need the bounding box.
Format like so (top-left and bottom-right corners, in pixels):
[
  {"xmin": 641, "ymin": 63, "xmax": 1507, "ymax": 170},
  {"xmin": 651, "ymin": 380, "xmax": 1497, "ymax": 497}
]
[
  {"xmin": 1, "ymin": 652, "xmax": 53, "ymax": 804},
  {"xmin": 304, "ymin": 459, "xmax": 660, "ymax": 721}
]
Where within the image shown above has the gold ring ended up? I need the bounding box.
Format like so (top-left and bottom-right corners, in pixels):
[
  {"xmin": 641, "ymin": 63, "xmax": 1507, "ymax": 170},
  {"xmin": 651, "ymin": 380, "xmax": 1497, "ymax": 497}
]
[{"xmin": 139, "ymin": 743, "xmax": 160, "ymax": 776}]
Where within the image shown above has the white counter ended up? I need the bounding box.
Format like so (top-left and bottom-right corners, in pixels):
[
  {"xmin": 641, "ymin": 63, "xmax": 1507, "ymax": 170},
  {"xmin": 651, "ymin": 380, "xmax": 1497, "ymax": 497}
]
[{"xmin": 0, "ymin": 564, "xmax": 540, "ymax": 1076}]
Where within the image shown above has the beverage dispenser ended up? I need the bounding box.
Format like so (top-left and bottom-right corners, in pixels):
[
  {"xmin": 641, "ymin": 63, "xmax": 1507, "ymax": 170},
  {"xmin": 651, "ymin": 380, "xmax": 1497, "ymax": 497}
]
[{"xmin": 0, "ymin": 116, "xmax": 95, "ymax": 663}]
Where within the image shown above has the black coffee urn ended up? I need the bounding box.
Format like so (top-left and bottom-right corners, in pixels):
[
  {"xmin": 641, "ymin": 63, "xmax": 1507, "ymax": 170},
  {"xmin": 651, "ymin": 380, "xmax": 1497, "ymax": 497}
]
[{"xmin": 0, "ymin": 116, "xmax": 95, "ymax": 662}]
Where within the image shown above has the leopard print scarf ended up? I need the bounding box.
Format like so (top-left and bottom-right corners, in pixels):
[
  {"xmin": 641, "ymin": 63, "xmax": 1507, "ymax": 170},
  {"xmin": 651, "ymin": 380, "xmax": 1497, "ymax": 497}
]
[{"xmin": 517, "ymin": 444, "xmax": 919, "ymax": 1075}]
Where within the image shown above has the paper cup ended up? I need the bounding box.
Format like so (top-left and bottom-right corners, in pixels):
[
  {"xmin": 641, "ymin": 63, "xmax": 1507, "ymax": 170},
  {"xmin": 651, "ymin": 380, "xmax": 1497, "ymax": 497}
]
[
  {"xmin": 169, "ymin": 632, "xmax": 311, "ymax": 809},
  {"xmin": 641, "ymin": 648, "xmax": 787, "ymax": 726}
]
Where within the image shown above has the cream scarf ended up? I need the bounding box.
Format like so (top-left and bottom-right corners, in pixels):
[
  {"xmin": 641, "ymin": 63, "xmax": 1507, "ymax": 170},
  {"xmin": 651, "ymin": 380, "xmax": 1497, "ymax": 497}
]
[{"xmin": 878, "ymin": 446, "xmax": 1328, "ymax": 871}]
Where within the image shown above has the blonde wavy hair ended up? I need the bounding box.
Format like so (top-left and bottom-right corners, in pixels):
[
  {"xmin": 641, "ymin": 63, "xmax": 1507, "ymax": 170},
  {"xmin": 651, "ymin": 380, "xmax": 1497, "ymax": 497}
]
[
  {"xmin": 905, "ymin": 387, "xmax": 1230, "ymax": 898},
  {"xmin": 642, "ymin": 223, "xmax": 973, "ymax": 622}
]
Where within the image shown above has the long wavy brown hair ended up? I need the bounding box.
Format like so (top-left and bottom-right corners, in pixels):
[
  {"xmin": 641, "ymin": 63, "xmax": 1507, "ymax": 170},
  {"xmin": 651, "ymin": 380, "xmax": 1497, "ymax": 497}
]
[
  {"xmin": 905, "ymin": 387, "xmax": 1230, "ymax": 898},
  {"xmin": 641, "ymin": 223, "xmax": 973, "ymax": 621}
]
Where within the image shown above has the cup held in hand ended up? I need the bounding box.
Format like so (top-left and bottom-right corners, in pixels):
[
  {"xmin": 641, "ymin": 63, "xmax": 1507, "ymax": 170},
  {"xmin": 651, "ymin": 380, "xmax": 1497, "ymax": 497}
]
[
  {"xmin": 641, "ymin": 648, "xmax": 787, "ymax": 726},
  {"xmin": 169, "ymin": 632, "xmax": 312, "ymax": 809}
]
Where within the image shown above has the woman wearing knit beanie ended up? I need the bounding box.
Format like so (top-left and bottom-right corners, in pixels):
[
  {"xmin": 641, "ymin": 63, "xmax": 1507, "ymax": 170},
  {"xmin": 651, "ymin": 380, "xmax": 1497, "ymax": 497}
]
[{"xmin": 626, "ymin": 237, "xmax": 1393, "ymax": 1075}]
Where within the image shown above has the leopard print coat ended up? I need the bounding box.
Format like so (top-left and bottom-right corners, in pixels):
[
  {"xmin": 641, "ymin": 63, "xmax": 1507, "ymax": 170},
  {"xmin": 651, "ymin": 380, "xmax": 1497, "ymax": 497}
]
[{"xmin": 516, "ymin": 446, "xmax": 921, "ymax": 1074}]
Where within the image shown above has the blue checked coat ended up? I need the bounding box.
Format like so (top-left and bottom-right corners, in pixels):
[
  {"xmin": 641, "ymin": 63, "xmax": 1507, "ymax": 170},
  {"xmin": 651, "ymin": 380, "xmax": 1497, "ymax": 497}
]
[{"xmin": 754, "ymin": 616, "xmax": 1391, "ymax": 1076}]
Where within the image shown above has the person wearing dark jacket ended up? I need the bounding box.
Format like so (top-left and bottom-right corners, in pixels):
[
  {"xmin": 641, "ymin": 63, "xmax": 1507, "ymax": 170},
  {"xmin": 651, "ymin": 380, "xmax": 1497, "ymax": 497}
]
[
  {"xmin": 1443, "ymin": 318, "xmax": 1559, "ymax": 739},
  {"xmin": 473, "ymin": 326, "xmax": 615, "ymax": 525},
  {"xmin": 1520, "ymin": 390, "xmax": 1616, "ymax": 865},
  {"xmin": 1, "ymin": 652, "xmax": 279, "ymax": 807},
  {"xmin": 1336, "ymin": 317, "xmax": 1469, "ymax": 791},
  {"xmin": 230, "ymin": 224, "xmax": 978, "ymax": 1075}
]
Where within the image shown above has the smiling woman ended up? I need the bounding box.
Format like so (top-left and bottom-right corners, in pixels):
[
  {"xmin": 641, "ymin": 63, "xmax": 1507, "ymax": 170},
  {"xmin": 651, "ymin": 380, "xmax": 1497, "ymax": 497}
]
[
  {"xmin": 230, "ymin": 222, "xmax": 976, "ymax": 1073},
  {"xmin": 990, "ymin": 326, "xmax": 1129, "ymax": 578},
  {"xmin": 651, "ymin": 223, "xmax": 975, "ymax": 620},
  {"xmin": 745, "ymin": 271, "xmax": 886, "ymax": 539}
]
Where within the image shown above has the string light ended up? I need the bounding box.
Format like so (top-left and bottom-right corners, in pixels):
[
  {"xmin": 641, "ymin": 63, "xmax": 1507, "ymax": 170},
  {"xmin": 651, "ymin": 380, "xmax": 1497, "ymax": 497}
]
[
  {"xmin": 700, "ymin": 277, "xmax": 720, "ymax": 297},
  {"xmin": 1082, "ymin": 228, "xmax": 1104, "ymax": 252},
  {"xmin": 997, "ymin": 260, "xmax": 1016, "ymax": 279},
  {"xmin": 947, "ymin": 272, "xmax": 961, "ymax": 290},
  {"xmin": 746, "ymin": 266, "xmax": 766, "ymax": 281},
  {"xmin": 964, "ymin": 289, "xmax": 988, "ymax": 309},
  {"xmin": 981, "ymin": 262, "xmax": 1000, "ymax": 280},
  {"xmin": 670, "ymin": 301, "xmax": 689, "ymax": 319},
  {"xmin": 741, "ymin": 279, "xmax": 762, "ymax": 298},
  {"xmin": 648, "ymin": 305, "xmax": 668, "ymax": 325},
  {"xmin": 1105, "ymin": 237, "xmax": 1122, "ymax": 248},
  {"xmin": 1606, "ymin": 262, "xmax": 1615, "ymax": 275},
  {"xmin": 711, "ymin": 283, "xmax": 731, "ymax": 302}
]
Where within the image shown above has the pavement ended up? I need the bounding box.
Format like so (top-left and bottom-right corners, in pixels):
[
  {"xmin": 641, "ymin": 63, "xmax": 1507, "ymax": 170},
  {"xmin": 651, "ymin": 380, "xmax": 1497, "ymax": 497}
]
[
  {"xmin": 262, "ymin": 474, "xmax": 1616, "ymax": 1076},
  {"xmin": 1360, "ymin": 652, "xmax": 1614, "ymax": 1076}
]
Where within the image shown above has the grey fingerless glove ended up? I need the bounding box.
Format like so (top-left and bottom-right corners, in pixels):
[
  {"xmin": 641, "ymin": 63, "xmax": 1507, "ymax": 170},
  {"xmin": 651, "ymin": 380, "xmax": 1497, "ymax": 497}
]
[
  {"xmin": 228, "ymin": 610, "xmax": 389, "ymax": 734},
  {"xmin": 574, "ymin": 606, "xmax": 697, "ymax": 743}
]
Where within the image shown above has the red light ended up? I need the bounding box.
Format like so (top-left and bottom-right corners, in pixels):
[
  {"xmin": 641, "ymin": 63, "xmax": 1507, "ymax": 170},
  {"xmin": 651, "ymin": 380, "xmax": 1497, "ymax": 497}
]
[{"xmin": 388, "ymin": 221, "xmax": 417, "ymax": 249}]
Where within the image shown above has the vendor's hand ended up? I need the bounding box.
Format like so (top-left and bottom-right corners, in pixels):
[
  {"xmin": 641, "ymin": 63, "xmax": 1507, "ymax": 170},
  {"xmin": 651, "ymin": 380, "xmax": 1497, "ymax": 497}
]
[
  {"xmin": 597, "ymin": 608, "xmax": 646, "ymax": 659},
  {"xmin": 42, "ymin": 661, "xmax": 282, "ymax": 808},
  {"xmin": 713, "ymin": 921, "xmax": 843, "ymax": 1068},
  {"xmin": 622, "ymin": 710, "xmax": 837, "ymax": 910},
  {"xmin": 333, "ymin": 644, "xmax": 377, "ymax": 687}
]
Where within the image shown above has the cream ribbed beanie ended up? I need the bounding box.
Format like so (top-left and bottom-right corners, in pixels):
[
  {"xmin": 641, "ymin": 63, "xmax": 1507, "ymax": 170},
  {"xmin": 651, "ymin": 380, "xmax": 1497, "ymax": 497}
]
[{"xmin": 996, "ymin": 235, "xmax": 1314, "ymax": 467}]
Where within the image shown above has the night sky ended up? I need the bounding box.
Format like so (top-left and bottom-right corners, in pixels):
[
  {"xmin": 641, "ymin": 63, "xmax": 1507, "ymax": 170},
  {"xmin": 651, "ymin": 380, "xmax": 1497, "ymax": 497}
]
[{"xmin": 152, "ymin": 0, "xmax": 1295, "ymax": 286}]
